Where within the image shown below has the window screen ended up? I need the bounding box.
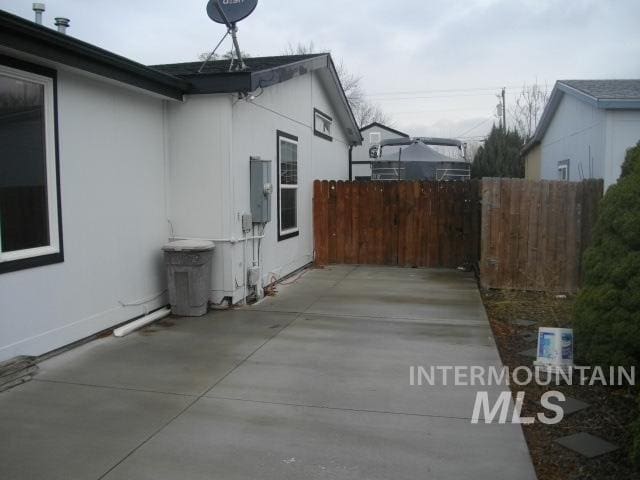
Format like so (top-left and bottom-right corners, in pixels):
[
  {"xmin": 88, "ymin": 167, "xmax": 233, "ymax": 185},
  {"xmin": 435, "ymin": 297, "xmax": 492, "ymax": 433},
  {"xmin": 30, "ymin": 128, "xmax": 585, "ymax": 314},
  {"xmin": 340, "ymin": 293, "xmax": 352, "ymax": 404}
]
[{"xmin": 277, "ymin": 132, "xmax": 299, "ymax": 239}]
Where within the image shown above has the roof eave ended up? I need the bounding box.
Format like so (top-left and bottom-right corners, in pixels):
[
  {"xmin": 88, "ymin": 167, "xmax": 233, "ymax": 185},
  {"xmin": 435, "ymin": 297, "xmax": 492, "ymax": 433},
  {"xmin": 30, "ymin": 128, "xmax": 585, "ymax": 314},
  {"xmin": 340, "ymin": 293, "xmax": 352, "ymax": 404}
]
[
  {"xmin": 557, "ymin": 82, "xmax": 599, "ymax": 108},
  {"xmin": 597, "ymin": 99, "xmax": 640, "ymax": 109},
  {"xmin": 523, "ymin": 82, "xmax": 565, "ymax": 150},
  {"xmin": 521, "ymin": 138, "xmax": 540, "ymax": 157},
  {"xmin": 558, "ymin": 81, "xmax": 640, "ymax": 110},
  {"xmin": 173, "ymin": 72, "xmax": 252, "ymax": 94},
  {"xmin": 324, "ymin": 55, "xmax": 362, "ymax": 145},
  {"xmin": 0, "ymin": 10, "xmax": 188, "ymax": 100},
  {"xmin": 249, "ymin": 54, "xmax": 328, "ymax": 91},
  {"xmin": 360, "ymin": 122, "xmax": 409, "ymax": 138}
]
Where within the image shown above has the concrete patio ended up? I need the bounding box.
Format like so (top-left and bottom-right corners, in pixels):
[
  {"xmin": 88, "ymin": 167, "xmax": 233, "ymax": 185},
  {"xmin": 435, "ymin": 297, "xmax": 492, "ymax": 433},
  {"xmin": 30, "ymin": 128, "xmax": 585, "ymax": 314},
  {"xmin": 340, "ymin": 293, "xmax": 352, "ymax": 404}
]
[{"xmin": 0, "ymin": 265, "xmax": 536, "ymax": 479}]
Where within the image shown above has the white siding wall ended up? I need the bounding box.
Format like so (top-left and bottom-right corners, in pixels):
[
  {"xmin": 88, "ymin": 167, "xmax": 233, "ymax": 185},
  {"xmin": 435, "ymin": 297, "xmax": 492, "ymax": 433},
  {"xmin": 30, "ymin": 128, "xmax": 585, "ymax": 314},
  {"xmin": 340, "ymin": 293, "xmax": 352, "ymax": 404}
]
[
  {"xmin": 229, "ymin": 71, "xmax": 350, "ymax": 299},
  {"xmin": 351, "ymin": 126, "xmax": 405, "ymax": 178},
  {"xmin": 540, "ymin": 94, "xmax": 606, "ymax": 182},
  {"xmin": 0, "ymin": 64, "xmax": 354, "ymax": 360},
  {"xmin": 0, "ymin": 70, "xmax": 168, "ymax": 361},
  {"xmin": 167, "ymin": 71, "xmax": 351, "ymax": 303},
  {"xmin": 605, "ymin": 110, "xmax": 640, "ymax": 186},
  {"xmin": 166, "ymin": 94, "xmax": 234, "ymax": 299}
]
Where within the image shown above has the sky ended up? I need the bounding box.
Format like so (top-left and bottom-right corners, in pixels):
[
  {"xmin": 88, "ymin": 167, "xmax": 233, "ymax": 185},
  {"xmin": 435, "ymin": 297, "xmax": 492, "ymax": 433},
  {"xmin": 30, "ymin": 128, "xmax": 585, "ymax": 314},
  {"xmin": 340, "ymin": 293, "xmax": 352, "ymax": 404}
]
[{"xmin": 2, "ymin": 0, "xmax": 639, "ymax": 140}]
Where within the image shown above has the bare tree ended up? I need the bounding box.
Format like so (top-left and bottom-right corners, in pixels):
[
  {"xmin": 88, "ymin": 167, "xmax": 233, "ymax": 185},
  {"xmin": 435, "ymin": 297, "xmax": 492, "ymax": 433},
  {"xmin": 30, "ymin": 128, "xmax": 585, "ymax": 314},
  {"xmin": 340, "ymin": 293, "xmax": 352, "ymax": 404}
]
[
  {"xmin": 283, "ymin": 41, "xmax": 390, "ymax": 127},
  {"xmin": 198, "ymin": 49, "xmax": 251, "ymax": 61},
  {"xmin": 510, "ymin": 83, "xmax": 550, "ymax": 140}
]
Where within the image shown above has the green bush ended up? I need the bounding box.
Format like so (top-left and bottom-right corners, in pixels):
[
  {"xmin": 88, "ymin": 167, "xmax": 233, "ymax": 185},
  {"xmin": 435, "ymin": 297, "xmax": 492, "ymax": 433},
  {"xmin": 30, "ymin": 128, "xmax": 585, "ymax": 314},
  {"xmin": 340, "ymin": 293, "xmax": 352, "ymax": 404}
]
[{"xmin": 574, "ymin": 142, "xmax": 640, "ymax": 367}]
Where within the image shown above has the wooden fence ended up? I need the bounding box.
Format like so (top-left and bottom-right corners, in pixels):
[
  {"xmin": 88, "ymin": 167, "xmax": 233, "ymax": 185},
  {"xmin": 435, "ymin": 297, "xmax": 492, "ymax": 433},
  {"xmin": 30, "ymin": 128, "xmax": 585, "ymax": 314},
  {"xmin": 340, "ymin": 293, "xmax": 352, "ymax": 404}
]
[
  {"xmin": 479, "ymin": 178, "xmax": 603, "ymax": 293},
  {"xmin": 313, "ymin": 180, "xmax": 481, "ymax": 267}
]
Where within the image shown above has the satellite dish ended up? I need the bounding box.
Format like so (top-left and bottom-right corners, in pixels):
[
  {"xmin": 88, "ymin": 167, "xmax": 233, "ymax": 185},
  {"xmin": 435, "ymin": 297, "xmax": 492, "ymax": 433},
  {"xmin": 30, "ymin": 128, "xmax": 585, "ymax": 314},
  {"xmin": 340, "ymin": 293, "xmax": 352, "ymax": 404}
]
[{"xmin": 206, "ymin": 0, "xmax": 258, "ymax": 25}]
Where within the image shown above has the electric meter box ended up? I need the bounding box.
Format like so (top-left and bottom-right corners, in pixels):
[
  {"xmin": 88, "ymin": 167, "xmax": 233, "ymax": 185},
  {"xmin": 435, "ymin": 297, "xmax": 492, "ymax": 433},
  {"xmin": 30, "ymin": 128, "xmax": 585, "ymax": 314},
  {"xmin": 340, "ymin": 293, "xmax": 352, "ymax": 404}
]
[{"xmin": 250, "ymin": 157, "xmax": 272, "ymax": 224}]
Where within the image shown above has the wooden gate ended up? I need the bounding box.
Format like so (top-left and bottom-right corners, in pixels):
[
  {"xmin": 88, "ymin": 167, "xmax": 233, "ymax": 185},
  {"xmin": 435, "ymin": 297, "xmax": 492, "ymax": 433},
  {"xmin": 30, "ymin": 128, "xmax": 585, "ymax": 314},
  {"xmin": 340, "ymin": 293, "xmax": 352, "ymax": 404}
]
[
  {"xmin": 479, "ymin": 178, "xmax": 603, "ymax": 293},
  {"xmin": 313, "ymin": 180, "xmax": 480, "ymax": 267}
]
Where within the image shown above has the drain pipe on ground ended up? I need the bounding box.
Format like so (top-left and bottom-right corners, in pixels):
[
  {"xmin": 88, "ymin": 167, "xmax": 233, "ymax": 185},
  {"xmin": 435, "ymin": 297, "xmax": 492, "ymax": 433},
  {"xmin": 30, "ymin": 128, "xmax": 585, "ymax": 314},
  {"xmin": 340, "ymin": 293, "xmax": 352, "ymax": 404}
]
[{"xmin": 113, "ymin": 307, "xmax": 172, "ymax": 337}]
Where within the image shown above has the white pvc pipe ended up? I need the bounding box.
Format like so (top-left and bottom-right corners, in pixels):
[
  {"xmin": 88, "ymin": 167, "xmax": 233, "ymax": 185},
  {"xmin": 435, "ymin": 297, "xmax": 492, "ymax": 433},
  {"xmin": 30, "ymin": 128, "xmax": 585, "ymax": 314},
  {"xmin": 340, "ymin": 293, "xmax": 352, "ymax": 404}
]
[
  {"xmin": 113, "ymin": 307, "xmax": 172, "ymax": 337},
  {"xmin": 170, "ymin": 235, "xmax": 264, "ymax": 244},
  {"xmin": 242, "ymin": 231, "xmax": 247, "ymax": 304}
]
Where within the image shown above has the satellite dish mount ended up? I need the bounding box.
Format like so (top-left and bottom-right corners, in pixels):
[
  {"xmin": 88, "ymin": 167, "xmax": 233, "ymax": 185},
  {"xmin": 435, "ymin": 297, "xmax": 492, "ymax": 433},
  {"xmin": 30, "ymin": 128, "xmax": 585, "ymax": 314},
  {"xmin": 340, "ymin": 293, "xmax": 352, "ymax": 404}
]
[{"xmin": 203, "ymin": 0, "xmax": 258, "ymax": 72}]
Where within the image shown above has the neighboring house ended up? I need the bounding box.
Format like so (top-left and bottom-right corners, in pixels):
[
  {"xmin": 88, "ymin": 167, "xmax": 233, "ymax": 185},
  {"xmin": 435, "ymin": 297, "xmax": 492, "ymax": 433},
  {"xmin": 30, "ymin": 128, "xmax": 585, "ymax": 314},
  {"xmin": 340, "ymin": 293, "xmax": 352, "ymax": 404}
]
[
  {"xmin": 0, "ymin": 10, "xmax": 361, "ymax": 362},
  {"xmin": 523, "ymin": 80, "xmax": 640, "ymax": 187},
  {"xmin": 350, "ymin": 122, "xmax": 409, "ymax": 179}
]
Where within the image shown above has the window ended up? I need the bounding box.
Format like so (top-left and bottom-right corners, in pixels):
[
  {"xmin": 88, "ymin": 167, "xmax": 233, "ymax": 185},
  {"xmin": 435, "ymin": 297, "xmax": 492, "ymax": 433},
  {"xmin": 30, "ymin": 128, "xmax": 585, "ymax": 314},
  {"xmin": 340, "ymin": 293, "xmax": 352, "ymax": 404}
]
[
  {"xmin": 0, "ymin": 58, "xmax": 62, "ymax": 273},
  {"xmin": 369, "ymin": 131, "xmax": 381, "ymax": 145},
  {"xmin": 558, "ymin": 159, "xmax": 570, "ymax": 181},
  {"xmin": 313, "ymin": 108, "xmax": 332, "ymax": 141},
  {"xmin": 277, "ymin": 131, "xmax": 299, "ymax": 240}
]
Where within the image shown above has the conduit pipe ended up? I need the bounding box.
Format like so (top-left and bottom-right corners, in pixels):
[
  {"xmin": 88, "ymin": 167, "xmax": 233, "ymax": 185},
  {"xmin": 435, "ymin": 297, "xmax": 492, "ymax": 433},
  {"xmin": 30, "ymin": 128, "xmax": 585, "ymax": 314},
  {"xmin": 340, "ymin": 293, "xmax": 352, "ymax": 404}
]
[
  {"xmin": 242, "ymin": 231, "xmax": 248, "ymax": 304},
  {"xmin": 170, "ymin": 235, "xmax": 265, "ymax": 244},
  {"xmin": 113, "ymin": 307, "xmax": 171, "ymax": 337}
]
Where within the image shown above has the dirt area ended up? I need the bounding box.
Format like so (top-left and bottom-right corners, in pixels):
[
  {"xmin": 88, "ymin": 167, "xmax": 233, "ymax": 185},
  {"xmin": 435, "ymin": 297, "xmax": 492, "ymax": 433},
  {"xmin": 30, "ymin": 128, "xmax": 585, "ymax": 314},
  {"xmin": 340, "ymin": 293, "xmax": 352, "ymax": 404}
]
[{"xmin": 481, "ymin": 289, "xmax": 637, "ymax": 480}]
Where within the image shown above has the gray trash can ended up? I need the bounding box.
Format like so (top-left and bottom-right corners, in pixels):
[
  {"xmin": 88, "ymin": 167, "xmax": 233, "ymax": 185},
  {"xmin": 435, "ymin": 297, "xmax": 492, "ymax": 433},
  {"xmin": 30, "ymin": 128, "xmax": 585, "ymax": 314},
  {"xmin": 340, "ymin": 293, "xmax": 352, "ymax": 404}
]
[{"xmin": 162, "ymin": 240, "xmax": 215, "ymax": 317}]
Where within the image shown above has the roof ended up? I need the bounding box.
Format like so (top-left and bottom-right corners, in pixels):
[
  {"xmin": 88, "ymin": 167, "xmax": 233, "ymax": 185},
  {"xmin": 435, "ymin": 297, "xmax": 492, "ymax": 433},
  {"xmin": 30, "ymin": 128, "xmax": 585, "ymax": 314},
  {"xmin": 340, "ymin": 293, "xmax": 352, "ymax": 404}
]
[
  {"xmin": 153, "ymin": 53, "xmax": 362, "ymax": 144},
  {"xmin": 153, "ymin": 54, "xmax": 323, "ymax": 76},
  {"xmin": 0, "ymin": 9, "xmax": 188, "ymax": 100},
  {"xmin": 522, "ymin": 79, "xmax": 640, "ymax": 156},
  {"xmin": 561, "ymin": 80, "xmax": 640, "ymax": 101},
  {"xmin": 0, "ymin": 9, "xmax": 362, "ymax": 144},
  {"xmin": 360, "ymin": 122, "xmax": 409, "ymax": 138},
  {"xmin": 150, "ymin": 53, "xmax": 326, "ymax": 94}
]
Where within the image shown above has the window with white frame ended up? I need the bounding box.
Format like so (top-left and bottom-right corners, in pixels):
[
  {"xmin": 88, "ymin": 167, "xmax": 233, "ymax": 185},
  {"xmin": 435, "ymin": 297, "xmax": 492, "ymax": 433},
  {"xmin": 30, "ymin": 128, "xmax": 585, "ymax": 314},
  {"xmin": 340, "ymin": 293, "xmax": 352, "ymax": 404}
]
[
  {"xmin": 0, "ymin": 60, "xmax": 62, "ymax": 273},
  {"xmin": 558, "ymin": 159, "xmax": 570, "ymax": 181},
  {"xmin": 369, "ymin": 131, "xmax": 381, "ymax": 145},
  {"xmin": 277, "ymin": 131, "xmax": 299, "ymax": 240}
]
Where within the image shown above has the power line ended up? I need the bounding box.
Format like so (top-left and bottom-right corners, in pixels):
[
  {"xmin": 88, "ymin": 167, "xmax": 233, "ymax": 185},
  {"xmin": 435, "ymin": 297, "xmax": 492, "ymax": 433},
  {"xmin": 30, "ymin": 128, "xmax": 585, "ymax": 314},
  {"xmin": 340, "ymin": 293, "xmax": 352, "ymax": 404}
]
[
  {"xmin": 455, "ymin": 117, "xmax": 494, "ymax": 137},
  {"xmin": 368, "ymin": 86, "xmax": 511, "ymax": 96},
  {"xmin": 373, "ymin": 92, "xmax": 498, "ymax": 102},
  {"xmin": 366, "ymin": 84, "xmax": 528, "ymax": 97},
  {"xmin": 390, "ymin": 107, "xmax": 497, "ymax": 115}
]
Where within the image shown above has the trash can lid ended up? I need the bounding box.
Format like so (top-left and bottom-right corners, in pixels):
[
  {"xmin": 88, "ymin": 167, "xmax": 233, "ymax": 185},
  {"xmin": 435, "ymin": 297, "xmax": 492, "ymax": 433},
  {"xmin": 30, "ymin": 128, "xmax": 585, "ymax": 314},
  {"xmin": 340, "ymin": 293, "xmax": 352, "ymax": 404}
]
[{"xmin": 162, "ymin": 240, "xmax": 215, "ymax": 252}]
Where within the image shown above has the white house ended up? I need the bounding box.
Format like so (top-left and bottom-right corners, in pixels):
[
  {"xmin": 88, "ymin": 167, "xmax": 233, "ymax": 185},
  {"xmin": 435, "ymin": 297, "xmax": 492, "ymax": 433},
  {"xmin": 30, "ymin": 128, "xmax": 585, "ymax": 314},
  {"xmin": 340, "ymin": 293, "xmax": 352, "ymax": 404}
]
[
  {"xmin": 523, "ymin": 80, "xmax": 640, "ymax": 187},
  {"xmin": 0, "ymin": 9, "xmax": 361, "ymax": 362},
  {"xmin": 350, "ymin": 122, "xmax": 408, "ymax": 179}
]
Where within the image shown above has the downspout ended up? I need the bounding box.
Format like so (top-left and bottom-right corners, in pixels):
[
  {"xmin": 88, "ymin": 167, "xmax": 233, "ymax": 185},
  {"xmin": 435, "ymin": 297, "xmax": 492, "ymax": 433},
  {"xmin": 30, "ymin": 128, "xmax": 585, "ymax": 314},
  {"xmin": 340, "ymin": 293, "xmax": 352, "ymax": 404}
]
[
  {"xmin": 162, "ymin": 100, "xmax": 171, "ymax": 236},
  {"xmin": 348, "ymin": 145, "xmax": 353, "ymax": 181}
]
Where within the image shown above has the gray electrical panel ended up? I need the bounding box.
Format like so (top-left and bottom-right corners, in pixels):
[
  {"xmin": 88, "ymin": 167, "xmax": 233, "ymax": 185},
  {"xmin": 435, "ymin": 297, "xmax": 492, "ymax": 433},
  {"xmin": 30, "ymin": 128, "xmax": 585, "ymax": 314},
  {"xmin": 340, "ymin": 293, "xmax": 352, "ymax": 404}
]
[{"xmin": 250, "ymin": 157, "xmax": 272, "ymax": 223}]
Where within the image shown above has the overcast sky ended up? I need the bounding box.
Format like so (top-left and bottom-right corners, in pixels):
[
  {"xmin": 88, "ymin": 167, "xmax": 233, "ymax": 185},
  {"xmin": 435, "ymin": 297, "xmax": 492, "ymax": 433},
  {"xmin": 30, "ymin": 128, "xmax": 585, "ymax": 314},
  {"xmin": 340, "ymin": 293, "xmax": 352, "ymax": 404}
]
[{"xmin": 2, "ymin": 0, "xmax": 639, "ymax": 139}]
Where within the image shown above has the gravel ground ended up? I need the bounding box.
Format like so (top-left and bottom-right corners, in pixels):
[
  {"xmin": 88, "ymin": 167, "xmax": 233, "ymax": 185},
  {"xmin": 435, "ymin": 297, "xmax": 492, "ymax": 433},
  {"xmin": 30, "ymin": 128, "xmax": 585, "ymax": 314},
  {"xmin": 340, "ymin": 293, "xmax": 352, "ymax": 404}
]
[{"xmin": 481, "ymin": 289, "xmax": 638, "ymax": 480}]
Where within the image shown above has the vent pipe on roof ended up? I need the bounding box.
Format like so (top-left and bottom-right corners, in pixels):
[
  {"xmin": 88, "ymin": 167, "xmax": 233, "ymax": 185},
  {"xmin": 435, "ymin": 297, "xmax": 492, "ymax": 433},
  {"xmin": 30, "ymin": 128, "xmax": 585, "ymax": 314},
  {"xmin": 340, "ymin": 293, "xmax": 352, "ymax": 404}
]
[
  {"xmin": 32, "ymin": 3, "xmax": 45, "ymax": 25},
  {"xmin": 54, "ymin": 17, "xmax": 70, "ymax": 34}
]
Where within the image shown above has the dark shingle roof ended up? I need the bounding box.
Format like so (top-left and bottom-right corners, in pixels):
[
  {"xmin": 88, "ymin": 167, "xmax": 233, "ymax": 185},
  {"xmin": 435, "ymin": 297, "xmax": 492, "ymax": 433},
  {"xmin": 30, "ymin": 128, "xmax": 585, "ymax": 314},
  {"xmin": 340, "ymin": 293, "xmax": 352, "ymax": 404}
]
[
  {"xmin": 151, "ymin": 54, "xmax": 325, "ymax": 76},
  {"xmin": 560, "ymin": 80, "xmax": 640, "ymax": 100}
]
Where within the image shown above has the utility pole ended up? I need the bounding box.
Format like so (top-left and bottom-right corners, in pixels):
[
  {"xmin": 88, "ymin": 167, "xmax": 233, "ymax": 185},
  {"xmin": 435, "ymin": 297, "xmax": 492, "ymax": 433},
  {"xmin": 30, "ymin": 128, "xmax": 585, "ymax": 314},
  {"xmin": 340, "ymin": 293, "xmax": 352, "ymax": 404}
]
[{"xmin": 501, "ymin": 87, "xmax": 506, "ymax": 131}]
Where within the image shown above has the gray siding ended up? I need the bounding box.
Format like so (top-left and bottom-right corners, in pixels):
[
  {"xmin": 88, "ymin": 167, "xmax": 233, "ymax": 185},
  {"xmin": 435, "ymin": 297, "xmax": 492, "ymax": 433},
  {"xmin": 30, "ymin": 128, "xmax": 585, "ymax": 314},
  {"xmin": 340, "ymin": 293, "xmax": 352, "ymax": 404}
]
[
  {"xmin": 540, "ymin": 94, "xmax": 606, "ymax": 182},
  {"xmin": 539, "ymin": 93, "xmax": 640, "ymax": 187}
]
